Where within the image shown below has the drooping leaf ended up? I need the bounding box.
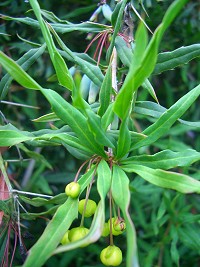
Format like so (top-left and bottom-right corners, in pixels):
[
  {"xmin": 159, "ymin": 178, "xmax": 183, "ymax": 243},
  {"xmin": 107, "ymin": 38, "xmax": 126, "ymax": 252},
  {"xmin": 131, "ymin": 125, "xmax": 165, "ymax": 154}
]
[
  {"xmin": 40, "ymin": 88, "xmax": 106, "ymax": 157},
  {"xmin": 29, "ymin": 0, "xmax": 74, "ymax": 90},
  {"xmin": 0, "ymin": 44, "xmax": 46, "ymax": 100},
  {"xmin": 121, "ymin": 149, "xmax": 200, "ymax": 170},
  {"xmin": 134, "ymin": 101, "xmax": 200, "ymax": 128},
  {"xmin": 112, "ymin": 165, "xmax": 139, "ymax": 267},
  {"xmin": 23, "ymin": 198, "xmax": 78, "ymax": 267},
  {"xmin": 23, "ymin": 168, "xmax": 95, "ymax": 266},
  {"xmin": 123, "ymin": 164, "xmax": 200, "ymax": 193},
  {"xmin": 0, "ymin": 51, "xmax": 41, "ymax": 90},
  {"xmin": 154, "ymin": 44, "xmax": 200, "ymax": 75}
]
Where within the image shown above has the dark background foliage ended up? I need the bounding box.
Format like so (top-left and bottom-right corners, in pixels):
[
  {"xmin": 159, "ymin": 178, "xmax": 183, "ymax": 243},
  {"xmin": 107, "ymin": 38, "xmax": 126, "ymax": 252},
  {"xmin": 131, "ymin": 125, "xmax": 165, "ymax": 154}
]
[{"xmin": 0, "ymin": 0, "xmax": 200, "ymax": 266}]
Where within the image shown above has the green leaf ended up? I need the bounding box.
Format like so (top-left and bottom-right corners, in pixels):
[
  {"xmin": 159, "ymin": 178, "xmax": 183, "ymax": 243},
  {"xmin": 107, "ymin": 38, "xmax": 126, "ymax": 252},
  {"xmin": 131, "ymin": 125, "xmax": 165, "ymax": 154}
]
[
  {"xmin": 113, "ymin": 0, "xmax": 188, "ymax": 119},
  {"xmin": 29, "ymin": 0, "xmax": 74, "ymax": 90},
  {"xmin": 154, "ymin": 44, "xmax": 200, "ymax": 75},
  {"xmin": 53, "ymin": 200, "xmax": 104, "ymax": 254},
  {"xmin": 86, "ymin": 109, "xmax": 115, "ymax": 149},
  {"xmin": 23, "ymin": 198, "xmax": 78, "ymax": 267},
  {"xmin": 32, "ymin": 112, "xmax": 60, "ymax": 123},
  {"xmin": 0, "ymin": 128, "xmax": 33, "ymax": 147},
  {"xmin": 115, "ymin": 36, "xmax": 133, "ymax": 67},
  {"xmin": 121, "ymin": 149, "xmax": 200, "ymax": 170},
  {"xmin": 178, "ymin": 225, "xmax": 200, "ymax": 251},
  {"xmin": 115, "ymin": 119, "xmax": 131, "ymax": 159},
  {"xmin": 97, "ymin": 160, "xmax": 112, "ymax": 199},
  {"xmin": 131, "ymin": 84, "xmax": 200, "ymax": 150},
  {"xmin": 133, "ymin": 22, "xmax": 148, "ymax": 70},
  {"xmin": 0, "ymin": 44, "xmax": 46, "ymax": 100},
  {"xmin": 122, "ymin": 164, "xmax": 200, "ymax": 193},
  {"xmin": 19, "ymin": 193, "xmax": 67, "ymax": 207},
  {"xmin": 23, "ymin": 168, "xmax": 95, "ymax": 265},
  {"xmin": 101, "ymin": 103, "xmax": 115, "ymax": 131},
  {"xmin": 36, "ymin": 133, "xmax": 94, "ymax": 156},
  {"xmin": 107, "ymin": 0, "xmax": 128, "ymax": 60},
  {"xmin": 134, "ymin": 101, "xmax": 200, "ymax": 128},
  {"xmin": 112, "ymin": 165, "xmax": 139, "ymax": 267},
  {"xmin": 98, "ymin": 65, "xmax": 112, "ymax": 117},
  {"xmin": 48, "ymin": 25, "xmax": 104, "ymax": 87},
  {"xmin": 0, "ymin": 51, "xmax": 41, "ymax": 90},
  {"xmin": 40, "ymin": 88, "xmax": 106, "ymax": 157}
]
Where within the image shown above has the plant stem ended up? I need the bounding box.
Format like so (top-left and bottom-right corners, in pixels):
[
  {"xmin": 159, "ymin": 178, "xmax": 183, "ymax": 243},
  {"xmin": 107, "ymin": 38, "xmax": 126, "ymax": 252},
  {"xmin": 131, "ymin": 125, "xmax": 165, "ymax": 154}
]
[{"xmin": 109, "ymin": 190, "xmax": 114, "ymax": 246}]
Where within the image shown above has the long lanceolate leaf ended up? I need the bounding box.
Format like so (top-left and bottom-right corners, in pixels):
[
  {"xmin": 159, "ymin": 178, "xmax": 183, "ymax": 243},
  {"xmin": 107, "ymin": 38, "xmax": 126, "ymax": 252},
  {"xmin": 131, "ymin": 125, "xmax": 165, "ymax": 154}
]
[
  {"xmin": 0, "ymin": 51, "xmax": 107, "ymax": 157},
  {"xmin": 121, "ymin": 149, "xmax": 200, "ymax": 170},
  {"xmin": 122, "ymin": 165, "xmax": 200, "ymax": 194},
  {"xmin": 0, "ymin": 44, "xmax": 46, "ymax": 100},
  {"xmin": 29, "ymin": 0, "xmax": 74, "ymax": 90},
  {"xmin": 23, "ymin": 198, "xmax": 78, "ymax": 267},
  {"xmin": 0, "ymin": 15, "xmax": 110, "ymax": 33},
  {"xmin": 131, "ymin": 84, "xmax": 200, "ymax": 150},
  {"xmin": 113, "ymin": 0, "xmax": 188, "ymax": 119},
  {"xmin": 0, "ymin": 52, "xmax": 41, "ymax": 90},
  {"xmin": 53, "ymin": 162, "xmax": 111, "ymax": 254},
  {"xmin": 112, "ymin": 165, "xmax": 139, "ymax": 267},
  {"xmin": 23, "ymin": 168, "xmax": 95, "ymax": 267},
  {"xmin": 40, "ymin": 89, "xmax": 107, "ymax": 157},
  {"xmin": 154, "ymin": 44, "xmax": 200, "ymax": 75}
]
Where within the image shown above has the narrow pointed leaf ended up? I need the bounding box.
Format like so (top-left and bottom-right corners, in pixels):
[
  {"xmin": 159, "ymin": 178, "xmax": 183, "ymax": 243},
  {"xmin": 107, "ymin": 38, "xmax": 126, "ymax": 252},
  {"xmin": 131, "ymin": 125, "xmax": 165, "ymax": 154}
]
[
  {"xmin": 116, "ymin": 119, "xmax": 131, "ymax": 159},
  {"xmin": 112, "ymin": 165, "xmax": 139, "ymax": 267},
  {"xmin": 131, "ymin": 83, "xmax": 200, "ymax": 150},
  {"xmin": 40, "ymin": 88, "xmax": 106, "ymax": 157},
  {"xmin": 98, "ymin": 66, "xmax": 112, "ymax": 117},
  {"xmin": 121, "ymin": 149, "xmax": 200, "ymax": 170},
  {"xmin": 29, "ymin": 0, "xmax": 74, "ymax": 90},
  {"xmin": 0, "ymin": 51, "xmax": 41, "ymax": 90},
  {"xmin": 123, "ymin": 164, "xmax": 200, "ymax": 193},
  {"xmin": 154, "ymin": 44, "xmax": 200, "ymax": 75},
  {"xmin": 0, "ymin": 44, "xmax": 46, "ymax": 99},
  {"xmin": 23, "ymin": 198, "xmax": 78, "ymax": 267},
  {"xmin": 113, "ymin": 0, "xmax": 188, "ymax": 119}
]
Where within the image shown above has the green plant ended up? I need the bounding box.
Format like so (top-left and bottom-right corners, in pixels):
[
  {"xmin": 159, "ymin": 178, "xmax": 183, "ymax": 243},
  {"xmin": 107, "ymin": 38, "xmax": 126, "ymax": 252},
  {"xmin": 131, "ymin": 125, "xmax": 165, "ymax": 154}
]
[
  {"xmin": 65, "ymin": 182, "xmax": 81, "ymax": 198},
  {"xmin": 0, "ymin": 0, "xmax": 200, "ymax": 266},
  {"xmin": 100, "ymin": 245, "xmax": 123, "ymax": 266},
  {"xmin": 78, "ymin": 199, "xmax": 97, "ymax": 217}
]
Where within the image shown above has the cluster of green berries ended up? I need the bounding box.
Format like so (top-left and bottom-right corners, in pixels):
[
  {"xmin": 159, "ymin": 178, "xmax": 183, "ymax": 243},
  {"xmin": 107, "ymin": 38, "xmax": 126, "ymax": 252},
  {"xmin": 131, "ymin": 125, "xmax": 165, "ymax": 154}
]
[{"xmin": 64, "ymin": 182, "xmax": 124, "ymax": 266}]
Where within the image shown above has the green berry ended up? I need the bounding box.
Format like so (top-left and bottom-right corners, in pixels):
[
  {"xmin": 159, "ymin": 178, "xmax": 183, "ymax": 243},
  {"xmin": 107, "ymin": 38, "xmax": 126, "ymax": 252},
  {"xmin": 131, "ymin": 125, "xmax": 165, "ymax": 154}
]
[
  {"xmin": 100, "ymin": 245, "xmax": 122, "ymax": 266},
  {"xmin": 60, "ymin": 230, "xmax": 70, "ymax": 245},
  {"xmin": 108, "ymin": 217, "xmax": 125, "ymax": 236},
  {"xmin": 102, "ymin": 222, "xmax": 110, "ymax": 237},
  {"xmin": 78, "ymin": 199, "xmax": 97, "ymax": 217},
  {"xmin": 113, "ymin": 217, "xmax": 126, "ymax": 232},
  {"xmin": 65, "ymin": 182, "xmax": 80, "ymax": 198},
  {"xmin": 68, "ymin": 227, "xmax": 89, "ymax": 247}
]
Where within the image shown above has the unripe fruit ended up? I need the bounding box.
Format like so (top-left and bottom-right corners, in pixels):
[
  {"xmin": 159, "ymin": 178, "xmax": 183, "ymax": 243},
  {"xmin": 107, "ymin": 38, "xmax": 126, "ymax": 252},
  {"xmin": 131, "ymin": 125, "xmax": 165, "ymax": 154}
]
[
  {"xmin": 100, "ymin": 245, "xmax": 122, "ymax": 266},
  {"xmin": 65, "ymin": 182, "xmax": 80, "ymax": 198},
  {"xmin": 60, "ymin": 230, "xmax": 70, "ymax": 245},
  {"xmin": 68, "ymin": 227, "xmax": 89, "ymax": 247},
  {"xmin": 108, "ymin": 217, "xmax": 126, "ymax": 236},
  {"xmin": 113, "ymin": 217, "xmax": 126, "ymax": 232},
  {"xmin": 102, "ymin": 222, "xmax": 110, "ymax": 237},
  {"xmin": 78, "ymin": 199, "xmax": 97, "ymax": 217}
]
